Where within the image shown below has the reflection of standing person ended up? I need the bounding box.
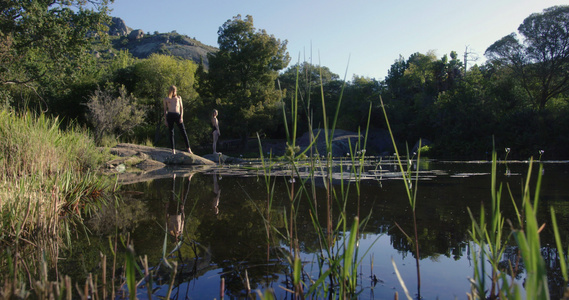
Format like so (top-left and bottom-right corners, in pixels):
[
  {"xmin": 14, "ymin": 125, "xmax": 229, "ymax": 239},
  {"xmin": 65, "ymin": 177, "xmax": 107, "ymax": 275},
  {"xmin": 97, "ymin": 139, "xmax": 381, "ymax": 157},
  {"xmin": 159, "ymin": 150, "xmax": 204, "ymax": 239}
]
[
  {"xmin": 163, "ymin": 85, "xmax": 192, "ymax": 154},
  {"xmin": 211, "ymin": 109, "xmax": 221, "ymax": 155},
  {"xmin": 212, "ymin": 172, "xmax": 221, "ymax": 214},
  {"xmin": 166, "ymin": 173, "xmax": 193, "ymax": 241}
]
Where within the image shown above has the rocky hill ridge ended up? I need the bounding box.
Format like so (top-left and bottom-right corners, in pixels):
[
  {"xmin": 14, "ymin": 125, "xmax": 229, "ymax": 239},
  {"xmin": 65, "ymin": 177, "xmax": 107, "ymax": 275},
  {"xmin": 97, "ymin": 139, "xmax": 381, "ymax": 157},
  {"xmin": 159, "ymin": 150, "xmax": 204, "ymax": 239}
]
[{"xmin": 107, "ymin": 17, "xmax": 218, "ymax": 68}]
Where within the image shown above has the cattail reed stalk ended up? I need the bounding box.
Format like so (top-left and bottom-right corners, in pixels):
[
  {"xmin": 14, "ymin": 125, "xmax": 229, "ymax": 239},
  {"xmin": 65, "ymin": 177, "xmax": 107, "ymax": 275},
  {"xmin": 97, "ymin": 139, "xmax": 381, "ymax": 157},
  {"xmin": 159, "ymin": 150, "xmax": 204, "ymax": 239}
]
[
  {"xmin": 245, "ymin": 269, "xmax": 251, "ymax": 294},
  {"xmin": 82, "ymin": 277, "xmax": 89, "ymax": 300},
  {"xmin": 413, "ymin": 209, "xmax": 421, "ymax": 295},
  {"xmin": 111, "ymin": 235, "xmax": 118, "ymax": 300},
  {"xmin": 65, "ymin": 275, "xmax": 72, "ymax": 300},
  {"xmin": 88, "ymin": 273, "xmax": 96, "ymax": 300},
  {"xmin": 220, "ymin": 277, "xmax": 225, "ymax": 299},
  {"xmin": 381, "ymin": 97, "xmax": 422, "ymax": 298},
  {"xmin": 143, "ymin": 255, "xmax": 152, "ymax": 300},
  {"xmin": 370, "ymin": 253, "xmax": 374, "ymax": 278},
  {"xmin": 101, "ymin": 253, "xmax": 107, "ymax": 300},
  {"xmin": 165, "ymin": 261, "xmax": 178, "ymax": 299},
  {"xmin": 290, "ymin": 168, "xmax": 295, "ymax": 256}
]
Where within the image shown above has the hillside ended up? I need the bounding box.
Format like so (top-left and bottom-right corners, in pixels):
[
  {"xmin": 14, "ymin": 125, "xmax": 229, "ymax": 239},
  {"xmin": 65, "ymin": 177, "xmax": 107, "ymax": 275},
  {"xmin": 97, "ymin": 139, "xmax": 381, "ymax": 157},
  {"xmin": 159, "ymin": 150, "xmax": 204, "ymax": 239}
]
[{"xmin": 107, "ymin": 17, "xmax": 218, "ymax": 68}]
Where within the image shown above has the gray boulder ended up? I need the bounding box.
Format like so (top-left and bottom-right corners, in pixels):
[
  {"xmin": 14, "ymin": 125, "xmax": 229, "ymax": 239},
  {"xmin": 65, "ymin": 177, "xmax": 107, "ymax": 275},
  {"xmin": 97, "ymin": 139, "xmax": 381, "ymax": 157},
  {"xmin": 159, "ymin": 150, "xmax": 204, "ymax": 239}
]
[
  {"xmin": 108, "ymin": 143, "xmax": 215, "ymax": 167},
  {"xmin": 296, "ymin": 129, "xmax": 393, "ymax": 157},
  {"xmin": 128, "ymin": 29, "xmax": 144, "ymax": 41},
  {"xmin": 109, "ymin": 17, "xmax": 131, "ymax": 36}
]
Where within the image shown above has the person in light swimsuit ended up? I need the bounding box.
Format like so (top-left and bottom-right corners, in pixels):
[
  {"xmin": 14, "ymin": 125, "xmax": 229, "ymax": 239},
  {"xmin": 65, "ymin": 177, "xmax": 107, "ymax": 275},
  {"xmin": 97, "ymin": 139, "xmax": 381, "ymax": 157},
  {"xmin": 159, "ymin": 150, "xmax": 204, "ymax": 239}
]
[
  {"xmin": 163, "ymin": 85, "xmax": 192, "ymax": 154},
  {"xmin": 211, "ymin": 109, "xmax": 221, "ymax": 155}
]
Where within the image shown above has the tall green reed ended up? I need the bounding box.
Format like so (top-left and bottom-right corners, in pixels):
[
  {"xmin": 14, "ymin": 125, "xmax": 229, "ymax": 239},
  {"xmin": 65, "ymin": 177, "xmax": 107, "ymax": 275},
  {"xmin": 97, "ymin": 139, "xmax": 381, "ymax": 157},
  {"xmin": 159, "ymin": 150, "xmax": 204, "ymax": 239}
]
[
  {"xmin": 256, "ymin": 60, "xmax": 376, "ymax": 299},
  {"xmin": 379, "ymin": 96, "xmax": 423, "ymax": 299},
  {"xmin": 467, "ymin": 151, "xmax": 510, "ymax": 299},
  {"xmin": 467, "ymin": 154, "xmax": 556, "ymax": 299}
]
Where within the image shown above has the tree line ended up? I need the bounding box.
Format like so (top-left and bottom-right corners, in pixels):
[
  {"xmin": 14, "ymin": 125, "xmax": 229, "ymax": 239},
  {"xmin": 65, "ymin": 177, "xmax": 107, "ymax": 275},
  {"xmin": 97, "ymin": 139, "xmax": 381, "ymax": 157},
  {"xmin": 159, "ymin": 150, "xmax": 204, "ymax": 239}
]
[{"xmin": 2, "ymin": 2, "xmax": 569, "ymax": 158}]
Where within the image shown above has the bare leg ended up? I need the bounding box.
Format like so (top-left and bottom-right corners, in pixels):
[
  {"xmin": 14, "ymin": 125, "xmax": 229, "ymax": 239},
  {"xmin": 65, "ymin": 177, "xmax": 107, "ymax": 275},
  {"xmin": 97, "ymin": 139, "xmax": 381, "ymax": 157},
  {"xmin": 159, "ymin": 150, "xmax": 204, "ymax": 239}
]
[
  {"xmin": 176, "ymin": 121, "xmax": 192, "ymax": 154},
  {"xmin": 213, "ymin": 131, "xmax": 220, "ymax": 154},
  {"xmin": 213, "ymin": 133, "xmax": 217, "ymax": 154}
]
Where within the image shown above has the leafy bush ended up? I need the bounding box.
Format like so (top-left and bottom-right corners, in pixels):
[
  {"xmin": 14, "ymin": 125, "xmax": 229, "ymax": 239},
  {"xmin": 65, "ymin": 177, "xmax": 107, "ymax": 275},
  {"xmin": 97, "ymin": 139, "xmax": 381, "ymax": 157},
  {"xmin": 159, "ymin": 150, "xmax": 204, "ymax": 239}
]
[{"xmin": 85, "ymin": 85, "xmax": 146, "ymax": 143}]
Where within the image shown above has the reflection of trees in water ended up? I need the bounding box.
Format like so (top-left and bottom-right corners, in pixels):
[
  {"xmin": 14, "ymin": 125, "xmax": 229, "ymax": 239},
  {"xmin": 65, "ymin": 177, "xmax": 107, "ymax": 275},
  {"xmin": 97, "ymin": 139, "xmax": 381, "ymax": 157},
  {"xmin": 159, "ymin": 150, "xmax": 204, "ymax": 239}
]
[
  {"xmin": 543, "ymin": 247, "xmax": 569, "ymax": 299},
  {"xmin": 497, "ymin": 245, "xmax": 524, "ymax": 279},
  {"xmin": 219, "ymin": 255, "xmax": 288, "ymax": 298},
  {"xmin": 193, "ymin": 175, "xmax": 289, "ymax": 297},
  {"xmin": 86, "ymin": 191, "xmax": 151, "ymax": 235},
  {"xmin": 496, "ymin": 245, "xmax": 569, "ymax": 299},
  {"xmin": 76, "ymin": 169, "xmax": 569, "ymax": 297},
  {"xmin": 388, "ymin": 227, "xmax": 469, "ymax": 260}
]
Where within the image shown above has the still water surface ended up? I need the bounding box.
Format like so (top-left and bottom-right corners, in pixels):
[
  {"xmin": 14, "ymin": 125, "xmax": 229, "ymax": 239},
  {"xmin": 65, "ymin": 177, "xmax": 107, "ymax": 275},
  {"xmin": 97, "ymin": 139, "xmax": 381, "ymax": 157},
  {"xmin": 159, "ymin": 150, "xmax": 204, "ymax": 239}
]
[{"xmin": 78, "ymin": 159, "xmax": 569, "ymax": 299}]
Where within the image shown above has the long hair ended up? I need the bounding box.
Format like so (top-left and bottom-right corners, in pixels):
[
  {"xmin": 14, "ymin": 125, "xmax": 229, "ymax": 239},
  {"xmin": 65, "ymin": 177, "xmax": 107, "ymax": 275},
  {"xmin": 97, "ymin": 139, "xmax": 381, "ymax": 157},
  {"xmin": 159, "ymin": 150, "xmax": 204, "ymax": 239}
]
[
  {"xmin": 211, "ymin": 109, "xmax": 218, "ymax": 118},
  {"xmin": 168, "ymin": 85, "xmax": 177, "ymax": 98}
]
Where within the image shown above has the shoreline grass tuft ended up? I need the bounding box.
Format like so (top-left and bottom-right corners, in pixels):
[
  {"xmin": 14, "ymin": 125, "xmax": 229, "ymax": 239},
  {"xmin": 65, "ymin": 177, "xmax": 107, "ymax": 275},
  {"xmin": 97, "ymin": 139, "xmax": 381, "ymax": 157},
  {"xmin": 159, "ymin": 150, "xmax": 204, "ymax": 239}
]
[{"xmin": 0, "ymin": 109, "xmax": 118, "ymax": 299}]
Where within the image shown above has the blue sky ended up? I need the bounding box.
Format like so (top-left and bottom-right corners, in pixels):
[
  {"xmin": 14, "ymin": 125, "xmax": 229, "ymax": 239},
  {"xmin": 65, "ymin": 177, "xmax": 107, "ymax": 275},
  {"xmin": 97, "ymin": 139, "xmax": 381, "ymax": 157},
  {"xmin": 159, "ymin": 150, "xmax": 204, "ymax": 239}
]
[{"xmin": 109, "ymin": 0, "xmax": 569, "ymax": 81}]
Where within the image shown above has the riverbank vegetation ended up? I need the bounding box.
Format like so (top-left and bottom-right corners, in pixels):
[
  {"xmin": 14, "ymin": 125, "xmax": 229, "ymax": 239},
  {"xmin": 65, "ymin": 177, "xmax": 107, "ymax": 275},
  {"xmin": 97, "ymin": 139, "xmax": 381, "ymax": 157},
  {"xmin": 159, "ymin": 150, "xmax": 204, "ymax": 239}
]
[
  {"xmin": 2, "ymin": 1, "xmax": 569, "ymax": 298},
  {"xmin": 0, "ymin": 110, "xmax": 119, "ymax": 298},
  {"xmin": 3, "ymin": 4, "xmax": 569, "ymax": 159}
]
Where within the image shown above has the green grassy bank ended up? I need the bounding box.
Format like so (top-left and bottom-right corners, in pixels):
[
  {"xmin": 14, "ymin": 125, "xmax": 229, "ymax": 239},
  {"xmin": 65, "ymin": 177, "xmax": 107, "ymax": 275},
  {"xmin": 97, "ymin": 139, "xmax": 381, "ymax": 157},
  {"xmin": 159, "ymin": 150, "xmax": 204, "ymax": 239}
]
[{"xmin": 0, "ymin": 110, "xmax": 116, "ymax": 298}]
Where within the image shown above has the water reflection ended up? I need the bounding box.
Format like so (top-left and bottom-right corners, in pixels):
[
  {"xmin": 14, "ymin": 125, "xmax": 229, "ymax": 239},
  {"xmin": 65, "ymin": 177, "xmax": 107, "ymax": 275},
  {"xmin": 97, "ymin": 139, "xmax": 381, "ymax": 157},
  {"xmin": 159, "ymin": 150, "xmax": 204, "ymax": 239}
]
[
  {"xmin": 212, "ymin": 172, "xmax": 221, "ymax": 215},
  {"xmin": 78, "ymin": 161, "xmax": 569, "ymax": 299},
  {"xmin": 166, "ymin": 174, "xmax": 191, "ymax": 241}
]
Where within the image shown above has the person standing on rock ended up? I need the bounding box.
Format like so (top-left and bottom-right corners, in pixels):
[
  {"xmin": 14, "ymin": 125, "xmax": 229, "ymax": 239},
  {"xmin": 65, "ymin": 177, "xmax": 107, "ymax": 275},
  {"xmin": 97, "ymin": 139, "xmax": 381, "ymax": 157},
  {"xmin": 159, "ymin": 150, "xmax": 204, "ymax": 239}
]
[
  {"xmin": 163, "ymin": 85, "xmax": 192, "ymax": 154},
  {"xmin": 211, "ymin": 109, "xmax": 221, "ymax": 155}
]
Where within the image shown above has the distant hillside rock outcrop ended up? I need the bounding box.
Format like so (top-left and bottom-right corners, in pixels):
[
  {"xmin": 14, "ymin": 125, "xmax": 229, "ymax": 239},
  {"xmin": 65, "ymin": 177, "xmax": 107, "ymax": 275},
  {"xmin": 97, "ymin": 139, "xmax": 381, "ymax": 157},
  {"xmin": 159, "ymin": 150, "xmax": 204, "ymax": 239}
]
[
  {"xmin": 128, "ymin": 29, "xmax": 145, "ymax": 41},
  {"xmin": 108, "ymin": 17, "xmax": 131, "ymax": 36},
  {"xmin": 108, "ymin": 17, "xmax": 218, "ymax": 68}
]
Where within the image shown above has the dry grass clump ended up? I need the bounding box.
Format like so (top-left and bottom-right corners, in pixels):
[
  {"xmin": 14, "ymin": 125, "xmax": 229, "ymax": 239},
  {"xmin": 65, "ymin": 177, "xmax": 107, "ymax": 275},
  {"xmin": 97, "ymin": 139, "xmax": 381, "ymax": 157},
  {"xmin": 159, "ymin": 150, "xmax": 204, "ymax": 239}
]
[{"xmin": 0, "ymin": 110, "xmax": 104, "ymax": 180}]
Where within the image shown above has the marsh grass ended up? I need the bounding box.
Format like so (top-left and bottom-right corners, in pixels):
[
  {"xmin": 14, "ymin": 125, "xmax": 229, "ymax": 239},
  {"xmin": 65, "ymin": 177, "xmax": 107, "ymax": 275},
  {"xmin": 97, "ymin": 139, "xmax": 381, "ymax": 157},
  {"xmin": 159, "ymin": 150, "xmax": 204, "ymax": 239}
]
[
  {"xmin": 466, "ymin": 153, "xmax": 567, "ymax": 299},
  {"xmin": 377, "ymin": 93, "xmax": 569, "ymax": 299},
  {"xmin": 3, "ymin": 78, "xmax": 568, "ymax": 300},
  {"xmin": 43, "ymin": 71, "xmax": 568, "ymax": 300},
  {"xmin": 378, "ymin": 96, "xmax": 424, "ymax": 299},
  {"xmin": 0, "ymin": 109, "xmax": 118, "ymax": 298},
  {"xmin": 250, "ymin": 61, "xmax": 381, "ymax": 299}
]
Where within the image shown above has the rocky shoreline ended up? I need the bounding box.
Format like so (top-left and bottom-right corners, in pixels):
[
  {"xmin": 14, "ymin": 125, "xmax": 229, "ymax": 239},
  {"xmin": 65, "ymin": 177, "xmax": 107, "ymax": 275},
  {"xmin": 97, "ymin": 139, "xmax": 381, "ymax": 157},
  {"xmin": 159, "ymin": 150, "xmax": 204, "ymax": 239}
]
[
  {"xmin": 103, "ymin": 129, "xmax": 395, "ymax": 184},
  {"xmin": 103, "ymin": 143, "xmax": 248, "ymax": 184}
]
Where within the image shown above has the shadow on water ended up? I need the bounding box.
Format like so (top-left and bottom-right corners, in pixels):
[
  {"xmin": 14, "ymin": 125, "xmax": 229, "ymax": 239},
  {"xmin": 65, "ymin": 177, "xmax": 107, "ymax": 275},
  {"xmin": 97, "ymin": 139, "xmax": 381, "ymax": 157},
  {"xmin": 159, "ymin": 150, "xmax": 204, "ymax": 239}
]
[{"xmin": 69, "ymin": 159, "xmax": 569, "ymax": 299}]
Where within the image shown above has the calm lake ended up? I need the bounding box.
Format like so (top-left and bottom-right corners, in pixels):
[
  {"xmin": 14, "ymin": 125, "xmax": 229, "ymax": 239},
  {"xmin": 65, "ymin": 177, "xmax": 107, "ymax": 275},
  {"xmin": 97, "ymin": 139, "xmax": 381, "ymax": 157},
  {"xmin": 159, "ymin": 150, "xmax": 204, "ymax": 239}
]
[{"xmin": 68, "ymin": 159, "xmax": 569, "ymax": 299}]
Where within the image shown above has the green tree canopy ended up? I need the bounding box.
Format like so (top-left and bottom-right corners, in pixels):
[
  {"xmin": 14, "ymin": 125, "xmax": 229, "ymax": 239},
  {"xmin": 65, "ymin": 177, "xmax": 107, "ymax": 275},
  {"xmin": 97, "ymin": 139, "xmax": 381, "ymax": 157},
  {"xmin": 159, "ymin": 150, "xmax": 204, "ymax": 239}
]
[
  {"xmin": 0, "ymin": 0, "xmax": 112, "ymax": 87},
  {"xmin": 130, "ymin": 54, "xmax": 199, "ymax": 143},
  {"xmin": 278, "ymin": 62, "xmax": 339, "ymax": 97},
  {"xmin": 200, "ymin": 15, "xmax": 290, "ymax": 140},
  {"xmin": 485, "ymin": 5, "xmax": 569, "ymax": 110},
  {"xmin": 133, "ymin": 54, "xmax": 198, "ymax": 107},
  {"xmin": 277, "ymin": 62, "xmax": 340, "ymax": 133}
]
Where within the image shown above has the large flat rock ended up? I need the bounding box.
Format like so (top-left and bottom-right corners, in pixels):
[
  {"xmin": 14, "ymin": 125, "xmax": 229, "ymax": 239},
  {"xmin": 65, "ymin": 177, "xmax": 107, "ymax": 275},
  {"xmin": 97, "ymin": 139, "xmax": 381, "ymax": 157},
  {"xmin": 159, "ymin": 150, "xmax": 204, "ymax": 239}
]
[
  {"xmin": 104, "ymin": 143, "xmax": 216, "ymax": 183},
  {"xmin": 111, "ymin": 143, "xmax": 215, "ymax": 165}
]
